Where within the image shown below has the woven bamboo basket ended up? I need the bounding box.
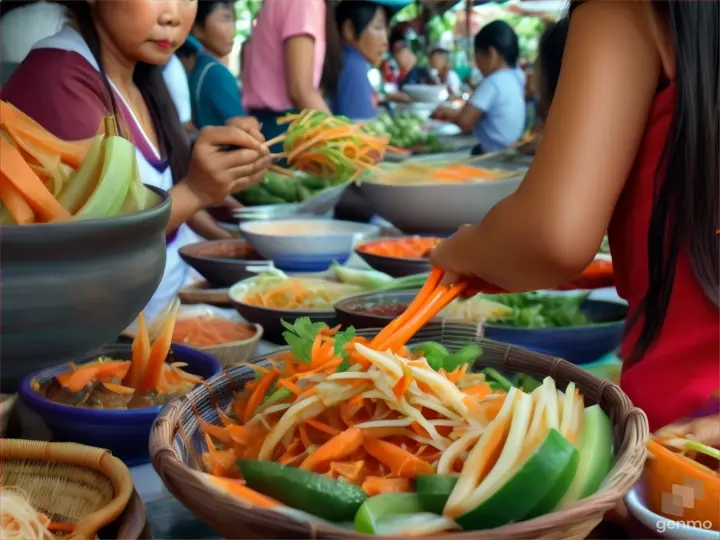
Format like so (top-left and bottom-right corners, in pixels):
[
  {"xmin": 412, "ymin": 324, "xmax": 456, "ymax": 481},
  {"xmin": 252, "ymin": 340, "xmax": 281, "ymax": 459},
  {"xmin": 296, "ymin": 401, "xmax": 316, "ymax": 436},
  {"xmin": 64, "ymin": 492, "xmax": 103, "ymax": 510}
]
[
  {"xmin": 0, "ymin": 439, "xmax": 141, "ymax": 539},
  {"xmin": 150, "ymin": 324, "xmax": 649, "ymax": 540},
  {"xmin": 1, "ymin": 393, "xmax": 17, "ymax": 436}
]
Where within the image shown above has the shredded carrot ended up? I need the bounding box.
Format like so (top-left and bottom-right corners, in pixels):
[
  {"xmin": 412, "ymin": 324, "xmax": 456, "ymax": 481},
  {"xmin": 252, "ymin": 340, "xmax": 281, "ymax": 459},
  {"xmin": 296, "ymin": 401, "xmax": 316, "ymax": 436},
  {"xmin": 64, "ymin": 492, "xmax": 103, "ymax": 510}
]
[
  {"xmin": 300, "ymin": 427, "xmax": 364, "ymax": 471},
  {"xmin": 363, "ymin": 438, "xmax": 435, "ymax": 478},
  {"xmin": 362, "ymin": 476, "xmax": 413, "ymax": 496},
  {"xmin": 244, "ymin": 369, "xmax": 279, "ymax": 423}
]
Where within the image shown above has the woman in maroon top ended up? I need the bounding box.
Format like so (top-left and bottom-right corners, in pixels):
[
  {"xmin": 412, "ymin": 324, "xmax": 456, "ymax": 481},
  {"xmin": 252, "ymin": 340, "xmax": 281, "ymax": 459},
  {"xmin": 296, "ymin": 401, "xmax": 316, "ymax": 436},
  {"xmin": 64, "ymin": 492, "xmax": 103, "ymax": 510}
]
[
  {"xmin": 430, "ymin": 0, "xmax": 719, "ymax": 431},
  {"xmin": 2, "ymin": 0, "xmax": 271, "ymax": 320}
]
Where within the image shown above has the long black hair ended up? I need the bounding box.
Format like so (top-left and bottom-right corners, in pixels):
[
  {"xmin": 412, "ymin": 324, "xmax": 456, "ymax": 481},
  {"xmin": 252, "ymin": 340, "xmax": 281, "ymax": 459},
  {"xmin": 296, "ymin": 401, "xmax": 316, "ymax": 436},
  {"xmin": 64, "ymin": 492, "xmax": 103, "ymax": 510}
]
[
  {"xmin": 536, "ymin": 18, "xmax": 569, "ymax": 116},
  {"xmin": 321, "ymin": 0, "xmax": 343, "ymax": 95},
  {"xmin": 335, "ymin": 0, "xmax": 388, "ymax": 40},
  {"xmin": 474, "ymin": 20, "xmax": 519, "ymax": 68},
  {"xmin": 57, "ymin": 1, "xmax": 190, "ymax": 183},
  {"xmin": 572, "ymin": 1, "xmax": 719, "ymax": 361}
]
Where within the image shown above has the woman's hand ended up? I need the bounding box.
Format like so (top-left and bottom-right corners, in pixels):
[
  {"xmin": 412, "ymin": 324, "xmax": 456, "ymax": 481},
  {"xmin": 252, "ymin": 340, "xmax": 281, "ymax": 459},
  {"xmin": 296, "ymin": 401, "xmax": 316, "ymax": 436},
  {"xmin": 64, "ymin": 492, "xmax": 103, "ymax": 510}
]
[
  {"xmin": 183, "ymin": 118, "xmax": 271, "ymax": 209},
  {"xmin": 429, "ymin": 225, "xmax": 475, "ymax": 276}
]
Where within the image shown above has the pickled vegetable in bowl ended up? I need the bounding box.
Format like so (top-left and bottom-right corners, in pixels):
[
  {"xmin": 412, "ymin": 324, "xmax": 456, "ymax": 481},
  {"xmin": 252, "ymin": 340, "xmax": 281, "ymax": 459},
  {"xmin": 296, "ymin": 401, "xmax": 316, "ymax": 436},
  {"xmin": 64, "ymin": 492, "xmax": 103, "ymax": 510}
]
[{"xmin": 33, "ymin": 300, "xmax": 204, "ymax": 410}]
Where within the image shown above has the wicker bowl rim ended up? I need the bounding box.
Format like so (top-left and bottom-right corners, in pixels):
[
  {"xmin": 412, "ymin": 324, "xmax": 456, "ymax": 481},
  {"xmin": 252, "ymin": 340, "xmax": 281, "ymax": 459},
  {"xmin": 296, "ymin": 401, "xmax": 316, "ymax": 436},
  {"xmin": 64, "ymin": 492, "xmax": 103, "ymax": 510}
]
[{"xmin": 150, "ymin": 324, "xmax": 649, "ymax": 539}]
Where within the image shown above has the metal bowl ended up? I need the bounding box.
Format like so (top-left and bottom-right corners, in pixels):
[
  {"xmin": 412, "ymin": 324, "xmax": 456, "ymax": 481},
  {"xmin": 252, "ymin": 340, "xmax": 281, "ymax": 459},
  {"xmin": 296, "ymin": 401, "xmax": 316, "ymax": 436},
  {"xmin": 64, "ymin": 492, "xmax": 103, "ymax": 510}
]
[
  {"xmin": 0, "ymin": 187, "xmax": 171, "ymax": 392},
  {"xmin": 358, "ymin": 177, "xmax": 523, "ymax": 234},
  {"xmin": 179, "ymin": 239, "xmax": 267, "ymax": 287},
  {"xmin": 334, "ymin": 290, "xmax": 628, "ymax": 364}
]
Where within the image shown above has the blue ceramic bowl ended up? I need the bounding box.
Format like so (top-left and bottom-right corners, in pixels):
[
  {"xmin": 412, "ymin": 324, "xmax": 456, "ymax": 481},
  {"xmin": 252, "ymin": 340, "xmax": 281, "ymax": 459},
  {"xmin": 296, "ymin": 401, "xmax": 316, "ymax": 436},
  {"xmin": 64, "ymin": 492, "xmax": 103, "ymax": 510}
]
[
  {"xmin": 334, "ymin": 291, "xmax": 628, "ymax": 365},
  {"xmin": 18, "ymin": 343, "xmax": 221, "ymax": 466}
]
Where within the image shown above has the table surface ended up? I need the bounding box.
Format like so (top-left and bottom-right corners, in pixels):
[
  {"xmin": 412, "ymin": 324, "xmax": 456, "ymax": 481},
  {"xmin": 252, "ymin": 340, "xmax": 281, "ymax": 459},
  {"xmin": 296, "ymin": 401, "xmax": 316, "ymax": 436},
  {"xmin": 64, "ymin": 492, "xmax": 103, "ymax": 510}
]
[{"xmin": 12, "ymin": 282, "xmax": 631, "ymax": 539}]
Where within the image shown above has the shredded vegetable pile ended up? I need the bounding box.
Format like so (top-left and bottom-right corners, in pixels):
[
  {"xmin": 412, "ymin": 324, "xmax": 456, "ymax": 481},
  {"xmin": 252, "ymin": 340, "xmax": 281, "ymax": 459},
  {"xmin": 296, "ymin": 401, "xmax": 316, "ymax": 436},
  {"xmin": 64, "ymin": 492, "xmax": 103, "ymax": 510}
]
[
  {"xmin": 239, "ymin": 277, "xmax": 365, "ymax": 311},
  {"xmin": 200, "ymin": 319, "xmax": 500, "ymax": 486},
  {"xmin": 377, "ymin": 161, "xmax": 516, "ymax": 185},
  {"xmin": 173, "ymin": 316, "xmax": 256, "ymax": 347},
  {"xmin": 273, "ymin": 110, "xmax": 392, "ymax": 182},
  {"xmin": 0, "ymin": 489, "xmax": 74, "ymax": 539}
]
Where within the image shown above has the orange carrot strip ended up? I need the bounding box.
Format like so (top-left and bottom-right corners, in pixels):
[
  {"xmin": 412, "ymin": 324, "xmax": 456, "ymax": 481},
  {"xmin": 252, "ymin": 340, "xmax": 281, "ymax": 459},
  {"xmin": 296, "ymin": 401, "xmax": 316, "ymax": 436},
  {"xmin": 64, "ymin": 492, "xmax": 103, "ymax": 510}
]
[
  {"xmin": 138, "ymin": 303, "xmax": 179, "ymax": 391},
  {"xmin": 306, "ymin": 418, "xmax": 341, "ymax": 436},
  {"xmin": 123, "ymin": 312, "xmax": 150, "ymax": 387},
  {"xmin": 361, "ymin": 476, "xmax": 413, "ymax": 496},
  {"xmin": 47, "ymin": 522, "xmax": 76, "ymax": 533},
  {"xmin": 0, "ymin": 136, "xmax": 71, "ymax": 221},
  {"xmin": 382, "ymin": 281, "xmax": 467, "ymax": 351},
  {"xmin": 244, "ymin": 369, "xmax": 279, "ymax": 423},
  {"xmin": 277, "ymin": 379, "xmax": 303, "ymax": 396},
  {"xmin": 0, "ymin": 172, "xmax": 34, "ymax": 223},
  {"xmin": 208, "ymin": 476, "xmax": 283, "ymax": 508},
  {"xmin": 102, "ymin": 382, "xmax": 135, "ymax": 395},
  {"xmin": 363, "ymin": 437, "xmax": 435, "ymax": 478},
  {"xmin": 300, "ymin": 427, "xmax": 364, "ymax": 471},
  {"xmin": 370, "ymin": 268, "xmax": 443, "ymax": 348}
]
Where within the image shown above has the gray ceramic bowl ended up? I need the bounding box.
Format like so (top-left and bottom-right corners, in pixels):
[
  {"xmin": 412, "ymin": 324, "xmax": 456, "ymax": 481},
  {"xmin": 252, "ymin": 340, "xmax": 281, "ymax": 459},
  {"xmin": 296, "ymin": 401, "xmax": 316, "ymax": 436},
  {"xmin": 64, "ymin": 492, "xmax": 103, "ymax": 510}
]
[
  {"xmin": 179, "ymin": 239, "xmax": 267, "ymax": 287},
  {"xmin": 0, "ymin": 187, "xmax": 171, "ymax": 392},
  {"xmin": 358, "ymin": 177, "xmax": 523, "ymax": 234}
]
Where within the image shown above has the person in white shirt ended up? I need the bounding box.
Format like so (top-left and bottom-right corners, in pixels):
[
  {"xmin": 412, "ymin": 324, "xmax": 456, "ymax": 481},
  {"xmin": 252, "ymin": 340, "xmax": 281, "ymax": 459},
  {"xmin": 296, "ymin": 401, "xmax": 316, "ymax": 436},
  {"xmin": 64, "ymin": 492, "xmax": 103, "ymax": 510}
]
[
  {"xmin": 1, "ymin": 1, "xmax": 68, "ymax": 85},
  {"xmin": 429, "ymin": 46, "xmax": 462, "ymax": 98},
  {"xmin": 162, "ymin": 54, "xmax": 195, "ymax": 134}
]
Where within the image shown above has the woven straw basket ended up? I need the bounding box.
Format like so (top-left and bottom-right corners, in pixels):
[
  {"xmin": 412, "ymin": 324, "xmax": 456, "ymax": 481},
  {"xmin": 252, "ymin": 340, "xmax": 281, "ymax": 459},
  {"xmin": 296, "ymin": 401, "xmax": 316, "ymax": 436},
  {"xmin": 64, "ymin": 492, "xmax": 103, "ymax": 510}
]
[
  {"xmin": 150, "ymin": 324, "xmax": 649, "ymax": 540},
  {"xmin": 0, "ymin": 439, "xmax": 145, "ymax": 539}
]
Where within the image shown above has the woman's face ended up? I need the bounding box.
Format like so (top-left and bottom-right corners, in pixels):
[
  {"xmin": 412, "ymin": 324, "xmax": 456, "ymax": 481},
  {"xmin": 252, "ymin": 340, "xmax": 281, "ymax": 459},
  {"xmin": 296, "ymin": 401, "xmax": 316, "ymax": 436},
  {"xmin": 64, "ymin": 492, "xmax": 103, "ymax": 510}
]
[
  {"xmin": 347, "ymin": 7, "xmax": 388, "ymax": 67},
  {"xmin": 94, "ymin": 0, "xmax": 197, "ymax": 66},
  {"xmin": 474, "ymin": 47, "xmax": 498, "ymax": 77},
  {"xmin": 193, "ymin": 3, "xmax": 236, "ymax": 58}
]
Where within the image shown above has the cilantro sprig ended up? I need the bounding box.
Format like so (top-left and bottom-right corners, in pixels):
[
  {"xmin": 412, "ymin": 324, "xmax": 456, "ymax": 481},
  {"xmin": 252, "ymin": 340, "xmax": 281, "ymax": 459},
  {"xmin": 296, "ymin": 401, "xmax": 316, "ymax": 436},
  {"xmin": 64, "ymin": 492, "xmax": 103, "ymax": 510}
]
[{"xmin": 281, "ymin": 317, "xmax": 356, "ymax": 371}]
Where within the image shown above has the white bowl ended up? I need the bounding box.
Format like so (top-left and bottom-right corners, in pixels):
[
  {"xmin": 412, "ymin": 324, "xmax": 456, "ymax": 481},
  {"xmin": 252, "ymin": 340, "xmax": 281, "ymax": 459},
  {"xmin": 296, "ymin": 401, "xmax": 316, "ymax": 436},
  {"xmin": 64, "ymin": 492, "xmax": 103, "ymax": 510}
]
[
  {"xmin": 239, "ymin": 219, "xmax": 380, "ymax": 272},
  {"xmin": 625, "ymin": 486, "xmax": 719, "ymax": 539},
  {"xmin": 403, "ymin": 84, "xmax": 448, "ymax": 104},
  {"xmin": 396, "ymin": 102, "xmax": 437, "ymax": 123},
  {"xmin": 358, "ymin": 177, "xmax": 523, "ymax": 234}
]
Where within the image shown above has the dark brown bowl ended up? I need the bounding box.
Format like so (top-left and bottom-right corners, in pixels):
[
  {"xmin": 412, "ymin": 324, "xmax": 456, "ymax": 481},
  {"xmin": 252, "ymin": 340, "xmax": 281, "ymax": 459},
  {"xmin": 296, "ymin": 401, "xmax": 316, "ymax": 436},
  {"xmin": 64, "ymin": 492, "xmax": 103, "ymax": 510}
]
[
  {"xmin": 230, "ymin": 300, "xmax": 338, "ymax": 344},
  {"xmin": 354, "ymin": 249, "xmax": 432, "ymax": 277},
  {"xmin": 179, "ymin": 239, "xmax": 267, "ymax": 288}
]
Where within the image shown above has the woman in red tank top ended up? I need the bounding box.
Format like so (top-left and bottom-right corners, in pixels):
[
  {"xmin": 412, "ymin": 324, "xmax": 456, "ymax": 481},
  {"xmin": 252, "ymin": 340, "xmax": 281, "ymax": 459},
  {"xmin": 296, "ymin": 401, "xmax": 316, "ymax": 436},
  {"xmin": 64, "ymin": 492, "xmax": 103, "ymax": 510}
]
[{"xmin": 429, "ymin": 0, "xmax": 719, "ymax": 431}]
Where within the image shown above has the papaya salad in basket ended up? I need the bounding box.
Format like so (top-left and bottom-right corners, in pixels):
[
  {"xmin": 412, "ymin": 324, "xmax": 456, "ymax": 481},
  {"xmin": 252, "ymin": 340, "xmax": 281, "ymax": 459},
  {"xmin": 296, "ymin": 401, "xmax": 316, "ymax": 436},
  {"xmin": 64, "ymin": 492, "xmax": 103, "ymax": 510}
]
[{"xmin": 198, "ymin": 270, "xmax": 616, "ymax": 535}]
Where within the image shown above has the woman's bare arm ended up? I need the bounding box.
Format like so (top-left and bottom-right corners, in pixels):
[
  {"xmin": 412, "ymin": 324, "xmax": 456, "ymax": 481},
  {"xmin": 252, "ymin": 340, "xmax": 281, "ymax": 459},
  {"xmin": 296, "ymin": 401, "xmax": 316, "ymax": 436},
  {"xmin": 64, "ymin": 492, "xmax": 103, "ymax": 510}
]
[
  {"xmin": 284, "ymin": 35, "xmax": 331, "ymax": 113},
  {"xmin": 430, "ymin": 0, "xmax": 662, "ymax": 291}
]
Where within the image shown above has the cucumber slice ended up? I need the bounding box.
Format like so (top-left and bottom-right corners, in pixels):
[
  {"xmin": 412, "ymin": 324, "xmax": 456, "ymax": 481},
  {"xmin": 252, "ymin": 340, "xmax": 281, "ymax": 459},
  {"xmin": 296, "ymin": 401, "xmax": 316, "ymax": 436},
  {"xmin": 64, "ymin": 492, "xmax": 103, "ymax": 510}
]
[
  {"xmin": 415, "ymin": 475, "xmax": 459, "ymax": 513},
  {"xmin": 559, "ymin": 405, "xmax": 614, "ymax": 505},
  {"xmin": 239, "ymin": 460, "xmax": 366, "ymax": 522},
  {"xmin": 456, "ymin": 429, "xmax": 578, "ymax": 530}
]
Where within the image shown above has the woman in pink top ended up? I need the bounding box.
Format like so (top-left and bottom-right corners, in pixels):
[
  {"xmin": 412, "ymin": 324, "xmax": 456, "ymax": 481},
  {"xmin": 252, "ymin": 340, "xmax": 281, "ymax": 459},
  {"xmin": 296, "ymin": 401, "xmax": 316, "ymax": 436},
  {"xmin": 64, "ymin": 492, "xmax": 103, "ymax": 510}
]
[{"xmin": 243, "ymin": 0, "xmax": 340, "ymax": 152}]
